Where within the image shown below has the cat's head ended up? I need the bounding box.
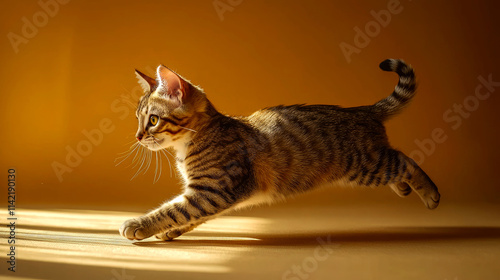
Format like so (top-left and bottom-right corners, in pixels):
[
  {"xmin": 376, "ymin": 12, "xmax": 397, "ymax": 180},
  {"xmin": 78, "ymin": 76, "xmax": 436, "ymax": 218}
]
[{"xmin": 134, "ymin": 65, "xmax": 210, "ymax": 152}]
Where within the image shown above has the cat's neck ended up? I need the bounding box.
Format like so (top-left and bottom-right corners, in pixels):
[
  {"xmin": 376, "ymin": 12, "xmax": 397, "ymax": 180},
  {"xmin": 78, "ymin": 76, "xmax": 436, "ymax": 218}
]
[
  {"xmin": 169, "ymin": 135, "xmax": 192, "ymax": 161},
  {"xmin": 172, "ymin": 102, "xmax": 227, "ymax": 161}
]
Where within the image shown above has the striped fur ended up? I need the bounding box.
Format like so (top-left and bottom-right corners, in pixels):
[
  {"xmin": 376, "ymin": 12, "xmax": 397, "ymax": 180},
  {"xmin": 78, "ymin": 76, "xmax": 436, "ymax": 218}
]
[
  {"xmin": 372, "ymin": 59, "xmax": 417, "ymax": 120},
  {"xmin": 119, "ymin": 59, "xmax": 440, "ymax": 241}
]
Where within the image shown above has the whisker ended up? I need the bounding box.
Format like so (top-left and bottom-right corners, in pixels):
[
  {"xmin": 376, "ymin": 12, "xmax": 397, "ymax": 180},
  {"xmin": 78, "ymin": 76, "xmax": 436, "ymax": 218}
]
[
  {"xmin": 116, "ymin": 142, "xmax": 139, "ymax": 157},
  {"xmin": 158, "ymin": 152, "xmax": 163, "ymax": 183},
  {"xmin": 159, "ymin": 148, "xmax": 173, "ymax": 178},
  {"xmin": 122, "ymin": 138, "xmax": 138, "ymax": 146},
  {"xmin": 154, "ymin": 150, "xmax": 163, "ymax": 184},
  {"xmin": 153, "ymin": 139, "xmax": 173, "ymax": 178},
  {"xmin": 131, "ymin": 146, "xmax": 145, "ymax": 169},
  {"xmin": 154, "ymin": 151, "xmax": 159, "ymax": 183},
  {"xmin": 162, "ymin": 147, "xmax": 175, "ymax": 158},
  {"xmin": 115, "ymin": 143, "xmax": 140, "ymax": 166},
  {"xmin": 131, "ymin": 147, "xmax": 147, "ymax": 180},
  {"xmin": 125, "ymin": 146, "xmax": 141, "ymax": 168},
  {"xmin": 179, "ymin": 126, "xmax": 197, "ymax": 133},
  {"xmin": 143, "ymin": 149, "xmax": 152, "ymax": 175}
]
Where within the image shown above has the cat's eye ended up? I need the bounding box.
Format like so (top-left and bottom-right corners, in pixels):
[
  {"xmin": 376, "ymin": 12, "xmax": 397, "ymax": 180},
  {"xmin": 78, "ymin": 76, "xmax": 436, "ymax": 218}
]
[{"xmin": 149, "ymin": 115, "xmax": 159, "ymax": 126}]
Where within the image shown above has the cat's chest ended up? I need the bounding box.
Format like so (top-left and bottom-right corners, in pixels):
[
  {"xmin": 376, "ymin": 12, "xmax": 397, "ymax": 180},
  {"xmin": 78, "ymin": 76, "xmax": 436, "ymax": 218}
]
[
  {"xmin": 171, "ymin": 141, "xmax": 190, "ymax": 185},
  {"xmin": 171, "ymin": 140, "xmax": 189, "ymax": 160},
  {"xmin": 176, "ymin": 160, "xmax": 190, "ymax": 185}
]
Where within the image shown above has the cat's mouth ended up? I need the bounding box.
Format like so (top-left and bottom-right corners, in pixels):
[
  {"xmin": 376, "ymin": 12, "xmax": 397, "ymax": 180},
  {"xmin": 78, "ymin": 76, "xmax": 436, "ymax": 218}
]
[{"xmin": 140, "ymin": 137, "xmax": 165, "ymax": 150}]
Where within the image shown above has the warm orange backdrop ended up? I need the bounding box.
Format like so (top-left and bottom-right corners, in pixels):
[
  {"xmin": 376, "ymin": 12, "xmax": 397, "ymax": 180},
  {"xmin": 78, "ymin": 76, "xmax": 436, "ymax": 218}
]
[{"xmin": 1, "ymin": 0, "xmax": 499, "ymax": 209}]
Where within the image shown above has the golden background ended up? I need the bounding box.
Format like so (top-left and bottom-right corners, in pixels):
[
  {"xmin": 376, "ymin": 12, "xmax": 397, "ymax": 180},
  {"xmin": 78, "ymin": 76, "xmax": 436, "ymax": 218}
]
[{"xmin": 1, "ymin": 0, "xmax": 499, "ymax": 210}]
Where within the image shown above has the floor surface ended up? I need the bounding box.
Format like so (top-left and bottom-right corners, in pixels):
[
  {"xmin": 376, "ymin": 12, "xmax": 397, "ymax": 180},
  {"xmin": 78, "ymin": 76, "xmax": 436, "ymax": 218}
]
[{"xmin": 1, "ymin": 202, "xmax": 499, "ymax": 280}]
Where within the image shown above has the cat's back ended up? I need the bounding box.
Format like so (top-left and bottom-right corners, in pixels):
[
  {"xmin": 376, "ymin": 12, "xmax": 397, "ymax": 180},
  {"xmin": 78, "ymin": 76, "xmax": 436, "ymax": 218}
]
[{"xmin": 246, "ymin": 104, "xmax": 385, "ymax": 140}]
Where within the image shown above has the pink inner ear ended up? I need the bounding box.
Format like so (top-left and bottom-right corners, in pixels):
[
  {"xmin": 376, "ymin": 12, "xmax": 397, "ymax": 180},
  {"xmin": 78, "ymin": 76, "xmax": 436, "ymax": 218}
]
[{"xmin": 157, "ymin": 65, "xmax": 185, "ymax": 101}]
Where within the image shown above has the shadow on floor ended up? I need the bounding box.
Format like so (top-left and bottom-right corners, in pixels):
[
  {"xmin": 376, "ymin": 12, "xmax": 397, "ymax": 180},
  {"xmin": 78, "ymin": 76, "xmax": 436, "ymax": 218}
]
[{"xmin": 134, "ymin": 226, "xmax": 500, "ymax": 247}]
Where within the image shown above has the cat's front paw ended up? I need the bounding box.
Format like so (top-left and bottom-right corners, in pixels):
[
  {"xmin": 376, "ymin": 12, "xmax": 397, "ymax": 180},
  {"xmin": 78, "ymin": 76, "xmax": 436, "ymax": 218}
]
[
  {"xmin": 119, "ymin": 218, "xmax": 151, "ymax": 240},
  {"xmin": 155, "ymin": 229, "xmax": 183, "ymax": 241}
]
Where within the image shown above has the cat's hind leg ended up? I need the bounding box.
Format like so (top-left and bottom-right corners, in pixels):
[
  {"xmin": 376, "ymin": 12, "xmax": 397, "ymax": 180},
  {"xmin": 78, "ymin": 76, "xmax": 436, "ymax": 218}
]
[
  {"xmin": 397, "ymin": 152, "xmax": 440, "ymax": 209},
  {"xmin": 352, "ymin": 148, "xmax": 440, "ymax": 209},
  {"xmin": 389, "ymin": 182, "xmax": 412, "ymax": 197}
]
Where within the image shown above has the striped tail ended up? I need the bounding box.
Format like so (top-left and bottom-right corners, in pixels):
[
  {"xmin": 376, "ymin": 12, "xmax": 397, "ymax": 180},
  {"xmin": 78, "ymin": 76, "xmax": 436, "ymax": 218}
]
[{"xmin": 372, "ymin": 59, "xmax": 417, "ymax": 121}]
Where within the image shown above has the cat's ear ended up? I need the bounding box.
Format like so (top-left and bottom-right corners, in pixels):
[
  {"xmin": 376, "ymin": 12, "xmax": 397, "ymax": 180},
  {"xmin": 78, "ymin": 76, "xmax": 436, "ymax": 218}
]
[
  {"xmin": 156, "ymin": 65, "xmax": 189, "ymax": 107},
  {"xmin": 135, "ymin": 69, "xmax": 157, "ymax": 93}
]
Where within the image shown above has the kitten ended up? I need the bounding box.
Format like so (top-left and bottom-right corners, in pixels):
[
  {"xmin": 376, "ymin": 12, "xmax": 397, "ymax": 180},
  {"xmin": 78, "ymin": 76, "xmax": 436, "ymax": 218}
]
[{"xmin": 119, "ymin": 59, "xmax": 440, "ymax": 241}]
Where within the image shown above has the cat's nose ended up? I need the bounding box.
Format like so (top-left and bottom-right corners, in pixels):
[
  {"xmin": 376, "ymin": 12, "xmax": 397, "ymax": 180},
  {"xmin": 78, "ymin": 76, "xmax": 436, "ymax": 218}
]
[{"xmin": 136, "ymin": 131, "xmax": 144, "ymax": 141}]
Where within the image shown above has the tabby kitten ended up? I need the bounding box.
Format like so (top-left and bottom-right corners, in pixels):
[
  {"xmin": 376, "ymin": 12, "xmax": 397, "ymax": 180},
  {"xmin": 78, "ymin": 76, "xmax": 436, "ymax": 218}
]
[{"xmin": 119, "ymin": 59, "xmax": 440, "ymax": 241}]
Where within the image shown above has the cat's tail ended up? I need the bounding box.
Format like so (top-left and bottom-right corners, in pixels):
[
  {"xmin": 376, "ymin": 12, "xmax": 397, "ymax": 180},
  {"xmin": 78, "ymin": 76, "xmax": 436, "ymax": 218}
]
[{"xmin": 371, "ymin": 59, "xmax": 417, "ymax": 121}]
